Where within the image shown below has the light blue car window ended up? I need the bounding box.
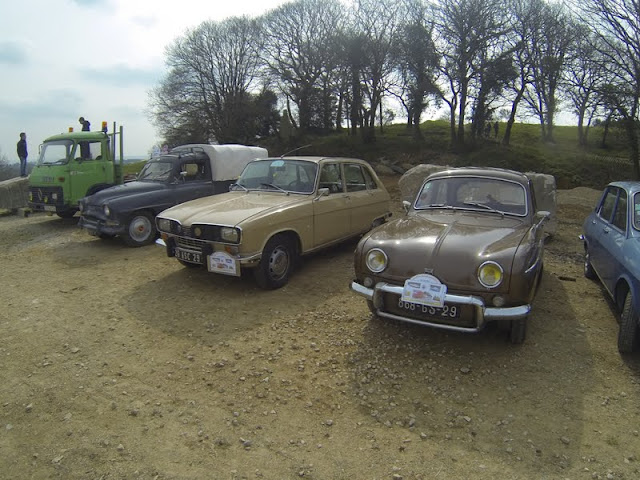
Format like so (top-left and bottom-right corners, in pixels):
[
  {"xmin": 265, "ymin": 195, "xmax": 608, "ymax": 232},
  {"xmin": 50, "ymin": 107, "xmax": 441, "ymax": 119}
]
[
  {"xmin": 599, "ymin": 188, "xmax": 617, "ymax": 223},
  {"xmin": 612, "ymin": 190, "xmax": 627, "ymax": 232}
]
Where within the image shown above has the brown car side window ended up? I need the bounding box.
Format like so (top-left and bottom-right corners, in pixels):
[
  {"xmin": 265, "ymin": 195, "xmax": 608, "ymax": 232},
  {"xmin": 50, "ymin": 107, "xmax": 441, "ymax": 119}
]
[
  {"xmin": 612, "ymin": 189, "xmax": 627, "ymax": 232},
  {"xmin": 599, "ymin": 188, "xmax": 618, "ymax": 223},
  {"xmin": 319, "ymin": 164, "xmax": 343, "ymax": 194}
]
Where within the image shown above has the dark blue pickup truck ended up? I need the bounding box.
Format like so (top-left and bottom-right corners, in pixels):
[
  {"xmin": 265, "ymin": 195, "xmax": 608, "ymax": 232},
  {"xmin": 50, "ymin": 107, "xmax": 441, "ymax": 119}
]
[{"xmin": 78, "ymin": 144, "xmax": 267, "ymax": 246}]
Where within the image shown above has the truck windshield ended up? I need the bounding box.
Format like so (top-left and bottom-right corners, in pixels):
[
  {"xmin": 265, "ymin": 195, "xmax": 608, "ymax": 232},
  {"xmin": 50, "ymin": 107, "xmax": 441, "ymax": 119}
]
[
  {"xmin": 137, "ymin": 161, "xmax": 175, "ymax": 182},
  {"xmin": 38, "ymin": 140, "xmax": 74, "ymax": 165}
]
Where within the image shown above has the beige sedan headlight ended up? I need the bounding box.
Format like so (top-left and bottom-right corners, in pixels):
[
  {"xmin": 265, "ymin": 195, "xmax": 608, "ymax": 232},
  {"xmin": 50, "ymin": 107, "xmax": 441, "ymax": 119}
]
[
  {"xmin": 478, "ymin": 261, "xmax": 503, "ymax": 288},
  {"xmin": 220, "ymin": 227, "xmax": 240, "ymax": 243},
  {"xmin": 157, "ymin": 218, "xmax": 172, "ymax": 233},
  {"xmin": 366, "ymin": 248, "xmax": 388, "ymax": 273}
]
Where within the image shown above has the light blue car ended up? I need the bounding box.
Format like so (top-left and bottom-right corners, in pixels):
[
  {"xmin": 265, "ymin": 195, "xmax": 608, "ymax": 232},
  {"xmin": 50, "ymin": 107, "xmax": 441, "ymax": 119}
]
[{"xmin": 581, "ymin": 181, "xmax": 640, "ymax": 353}]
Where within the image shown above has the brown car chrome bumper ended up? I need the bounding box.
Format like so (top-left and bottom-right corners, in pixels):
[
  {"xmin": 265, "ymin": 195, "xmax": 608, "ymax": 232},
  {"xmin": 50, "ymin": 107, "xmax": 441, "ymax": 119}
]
[{"xmin": 351, "ymin": 281, "xmax": 531, "ymax": 333}]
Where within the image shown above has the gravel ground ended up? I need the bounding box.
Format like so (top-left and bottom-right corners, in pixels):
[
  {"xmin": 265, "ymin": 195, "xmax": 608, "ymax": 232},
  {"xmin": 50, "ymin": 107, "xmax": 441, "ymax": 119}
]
[{"xmin": 0, "ymin": 179, "xmax": 639, "ymax": 480}]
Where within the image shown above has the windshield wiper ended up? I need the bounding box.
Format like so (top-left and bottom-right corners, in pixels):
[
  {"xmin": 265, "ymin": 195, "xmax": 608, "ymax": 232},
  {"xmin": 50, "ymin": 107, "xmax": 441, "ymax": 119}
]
[
  {"xmin": 463, "ymin": 201, "xmax": 504, "ymax": 217},
  {"xmin": 260, "ymin": 183, "xmax": 288, "ymax": 193},
  {"xmin": 426, "ymin": 203, "xmax": 455, "ymax": 209},
  {"xmin": 229, "ymin": 183, "xmax": 248, "ymax": 192}
]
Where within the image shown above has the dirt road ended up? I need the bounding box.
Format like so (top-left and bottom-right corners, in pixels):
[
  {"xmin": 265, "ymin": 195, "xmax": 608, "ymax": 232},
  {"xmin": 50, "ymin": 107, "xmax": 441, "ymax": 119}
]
[{"xmin": 0, "ymin": 181, "xmax": 639, "ymax": 479}]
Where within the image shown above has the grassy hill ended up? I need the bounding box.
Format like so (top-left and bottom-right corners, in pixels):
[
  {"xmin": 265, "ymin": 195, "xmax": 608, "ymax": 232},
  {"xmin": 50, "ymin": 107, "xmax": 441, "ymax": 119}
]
[
  {"xmin": 260, "ymin": 120, "xmax": 632, "ymax": 190},
  {"xmin": 121, "ymin": 121, "xmax": 632, "ymax": 191}
]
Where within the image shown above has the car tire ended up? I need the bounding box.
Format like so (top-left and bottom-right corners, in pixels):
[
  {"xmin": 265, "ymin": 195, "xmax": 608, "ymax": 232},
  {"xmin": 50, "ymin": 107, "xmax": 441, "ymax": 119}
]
[
  {"xmin": 254, "ymin": 234, "xmax": 295, "ymax": 290},
  {"xmin": 509, "ymin": 318, "xmax": 527, "ymax": 344},
  {"xmin": 584, "ymin": 248, "xmax": 596, "ymax": 279},
  {"xmin": 618, "ymin": 292, "xmax": 639, "ymax": 354},
  {"xmin": 123, "ymin": 211, "xmax": 156, "ymax": 247}
]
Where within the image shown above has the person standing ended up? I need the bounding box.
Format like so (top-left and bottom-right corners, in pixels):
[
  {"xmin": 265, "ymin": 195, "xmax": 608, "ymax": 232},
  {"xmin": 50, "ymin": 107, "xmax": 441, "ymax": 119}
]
[
  {"xmin": 17, "ymin": 132, "xmax": 28, "ymax": 177},
  {"xmin": 79, "ymin": 116, "xmax": 90, "ymax": 131}
]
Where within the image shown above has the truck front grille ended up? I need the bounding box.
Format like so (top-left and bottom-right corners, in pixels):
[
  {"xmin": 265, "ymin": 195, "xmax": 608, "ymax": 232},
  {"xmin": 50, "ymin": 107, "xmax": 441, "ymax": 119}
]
[{"xmin": 29, "ymin": 186, "xmax": 64, "ymax": 206}]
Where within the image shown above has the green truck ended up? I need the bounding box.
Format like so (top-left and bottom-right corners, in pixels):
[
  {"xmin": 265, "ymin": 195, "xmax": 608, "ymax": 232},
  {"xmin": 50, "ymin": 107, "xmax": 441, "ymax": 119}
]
[{"xmin": 28, "ymin": 122, "xmax": 124, "ymax": 218}]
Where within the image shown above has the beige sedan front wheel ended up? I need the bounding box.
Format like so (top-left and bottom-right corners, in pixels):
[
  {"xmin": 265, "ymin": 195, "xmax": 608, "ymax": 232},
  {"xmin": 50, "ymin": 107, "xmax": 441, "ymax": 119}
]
[{"xmin": 254, "ymin": 234, "xmax": 296, "ymax": 290}]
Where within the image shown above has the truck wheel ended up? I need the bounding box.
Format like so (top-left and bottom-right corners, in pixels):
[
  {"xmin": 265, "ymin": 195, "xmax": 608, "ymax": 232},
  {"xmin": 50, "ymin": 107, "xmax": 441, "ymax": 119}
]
[
  {"xmin": 253, "ymin": 234, "xmax": 296, "ymax": 289},
  {"xmin": 509, "ymin": 318, "xmax": 527, "ymax": 344},
  {"xmin": 618, "ymin": 292, "xmax": 639, "ymax": 354},
  {"xmin": 123, "ymin": 212, "xmax": 156, "ymax": 247},
  {"xmin": 56, "ymin": 208, "xmax": 77, "ymax": 219}
]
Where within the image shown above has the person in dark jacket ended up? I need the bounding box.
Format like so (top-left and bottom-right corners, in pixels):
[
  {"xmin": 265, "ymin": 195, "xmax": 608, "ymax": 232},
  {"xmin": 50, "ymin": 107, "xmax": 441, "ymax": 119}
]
[
  {"xmin": 78, "ymin": 117, "xmax": 91, "ymax": 158},
  {"xmin": 79, "ymin": 117, "xmax": 90, "ymax": 131},
  {"xmin": 17, "ymin": 132, "xmax": 27, "ymax": 177}
]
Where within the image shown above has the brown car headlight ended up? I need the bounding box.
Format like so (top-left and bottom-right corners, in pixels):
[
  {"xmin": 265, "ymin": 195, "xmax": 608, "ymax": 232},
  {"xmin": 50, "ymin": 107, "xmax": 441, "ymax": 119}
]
[
  {"xmin": 478, "ymin": 261, "xmax": 503, "ymax": 288},
  {"xmin": 366, "ymin": 248, "xmax": 388, "ymax": 273}
]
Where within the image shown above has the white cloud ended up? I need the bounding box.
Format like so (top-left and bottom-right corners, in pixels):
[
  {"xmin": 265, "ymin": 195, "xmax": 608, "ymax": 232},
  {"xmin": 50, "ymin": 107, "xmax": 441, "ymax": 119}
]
[{"xmin": 0, "ymin": 0, "xmax": 288, "ymax": 161}]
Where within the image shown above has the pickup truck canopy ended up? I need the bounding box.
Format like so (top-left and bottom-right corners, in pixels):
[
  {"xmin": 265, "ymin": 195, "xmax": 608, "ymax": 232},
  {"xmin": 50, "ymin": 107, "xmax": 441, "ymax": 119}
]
[{"xmin": 171, "ymin": 144, "xmax": 268, "ymax": 182}]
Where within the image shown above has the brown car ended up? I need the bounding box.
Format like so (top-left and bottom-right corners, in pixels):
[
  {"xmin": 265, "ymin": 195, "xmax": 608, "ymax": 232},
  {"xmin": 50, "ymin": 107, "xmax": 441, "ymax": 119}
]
[
  {"xmin": 156, "ymin": 156, "xmax": 391, "ymax": 289},
  {"xmin": 351, "ymin": 167, "xmax": 550, "ymax": 343}
]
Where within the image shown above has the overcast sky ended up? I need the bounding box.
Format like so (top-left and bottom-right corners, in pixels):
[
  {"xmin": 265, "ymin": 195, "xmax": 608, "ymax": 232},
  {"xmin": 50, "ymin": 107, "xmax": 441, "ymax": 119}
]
[{"xmin": 0, "ymin": 0, "xmax": 289, "ymax": 163}]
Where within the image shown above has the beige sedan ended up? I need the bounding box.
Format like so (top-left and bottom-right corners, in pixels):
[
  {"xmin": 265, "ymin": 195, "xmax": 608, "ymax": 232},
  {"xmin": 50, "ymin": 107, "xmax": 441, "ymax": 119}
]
[{"xmin": 156, "ymin": 156, "xmax": 391, "ymax": 289}]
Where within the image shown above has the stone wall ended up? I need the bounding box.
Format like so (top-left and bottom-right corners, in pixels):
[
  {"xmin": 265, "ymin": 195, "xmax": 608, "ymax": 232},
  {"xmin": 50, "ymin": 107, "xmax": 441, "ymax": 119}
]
[{"xmin": 0, "ymin": 177, "xmax": 29, "ymax": 211}]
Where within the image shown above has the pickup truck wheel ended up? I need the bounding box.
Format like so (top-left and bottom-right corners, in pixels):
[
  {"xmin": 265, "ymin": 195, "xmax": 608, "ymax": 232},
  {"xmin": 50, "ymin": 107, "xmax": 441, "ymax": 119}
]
[
  {"xmin": 584, "ymin": 247, "xmax": 596, "ymax": 279},
  {"xmin": 618, "ymin": 292, "xmax": 639, "ymax": 353},
  {"xmin": 123, "ymin": 212, "xmax": 156, "ymax": 247},
  {"xmin": 56, "ymin": 208, "xmax": 77, "ymax": 219},
  {"xmin": 254, "ymin": 234, "xmax": 295, "ymax": 289},
  {"xmin": 509, "ymin": 318, "xmax": 527, "ymax": 344}
]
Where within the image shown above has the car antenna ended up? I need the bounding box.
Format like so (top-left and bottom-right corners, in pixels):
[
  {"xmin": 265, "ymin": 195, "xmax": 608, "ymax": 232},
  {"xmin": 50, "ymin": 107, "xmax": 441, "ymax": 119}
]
[{"xmin": 280, "ymin": 144, "xmax": 312, "ymax": 158}]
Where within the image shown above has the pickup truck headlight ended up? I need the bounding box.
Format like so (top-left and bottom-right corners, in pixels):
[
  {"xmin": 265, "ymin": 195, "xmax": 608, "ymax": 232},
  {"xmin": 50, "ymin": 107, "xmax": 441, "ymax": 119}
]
[
  {"xmin": 478, "ymin": 261, "xmax": 503, "ymax": 288},
  {"xmin": 220, "ymin": 227, "xmax": 240, "ymax": 243},
  {"xmin": 103, "ymin": 205, "xmax": 111, "ymax": 217},
  {"xmin": 366, "ymin": 248, "xmax": 388, "ymax": 273},
  {"xmin": 157, "ymin": 218, "xmax": 172, "ymax": 233}
]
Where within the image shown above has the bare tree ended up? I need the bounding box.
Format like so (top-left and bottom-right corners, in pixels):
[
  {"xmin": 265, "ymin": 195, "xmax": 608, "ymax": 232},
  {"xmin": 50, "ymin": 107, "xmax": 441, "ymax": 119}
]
[
  {"xmin": 392, "ymin": 0, "xmax": 440, "ymax": 140},
  {"xmin": 579, "ymin": 0, "xmax": 640, "ymax": 178},
  {"xmin": 149, "ymin": 16, "xmax": 268, "ymax": 144},
  {"xmin": 432, "ymin": 0, "xmax": 510, "ymax": 148},
  {"xmin": 500, "ymin": 0, "xmax": 543, "ymax": 146},
  {"xmin": 262, "ymin": 0, "xmax": 345, "ymax": 134},
  {"xmin": 563, "ymin": 26, "xmax": 608, "ymax": 146},
  {"xmin": 523, "ymin": 2, "xmax": 576, "ymax": 143},
  {"xmin": 351, "ymin": 0, "xmax": 403, "ymax": 142}
]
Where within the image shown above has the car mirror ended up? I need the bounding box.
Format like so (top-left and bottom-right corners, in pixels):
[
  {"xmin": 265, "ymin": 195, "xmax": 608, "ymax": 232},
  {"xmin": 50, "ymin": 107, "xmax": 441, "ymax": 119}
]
[
  {"xmin": 402, "ymin": 200, "xmax": 411, "ymax": 213},
  {"xmin": 317, "ymin": 187, "xmax": 330, "ymax": 197},
  {"xmin": 535, "ymin": 211, "xmax": 551, "ymax": 222}
]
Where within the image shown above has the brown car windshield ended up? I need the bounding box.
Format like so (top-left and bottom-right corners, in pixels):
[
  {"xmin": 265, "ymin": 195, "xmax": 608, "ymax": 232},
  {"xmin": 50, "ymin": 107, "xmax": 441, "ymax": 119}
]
[
  {"xmin": 235, "ymin": 159, "xmax": 318, "ymax": 194},
  {"xmin": 415, "ymin": 177, "xmax": 527, "ymax": 216}
]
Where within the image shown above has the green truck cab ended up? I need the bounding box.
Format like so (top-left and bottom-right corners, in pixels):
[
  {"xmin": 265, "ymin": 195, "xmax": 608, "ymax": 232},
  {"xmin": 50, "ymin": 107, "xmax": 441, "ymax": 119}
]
[{"xmin": 28, "ymin": 123, "xmax": 124, "ymax": 218}]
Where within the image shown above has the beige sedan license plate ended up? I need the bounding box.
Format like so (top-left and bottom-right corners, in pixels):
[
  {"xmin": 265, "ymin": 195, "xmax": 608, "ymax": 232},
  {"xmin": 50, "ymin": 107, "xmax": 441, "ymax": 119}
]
[{"xmin": 175, "ymin": 248, "xmax": 201, "ymax": 264}]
